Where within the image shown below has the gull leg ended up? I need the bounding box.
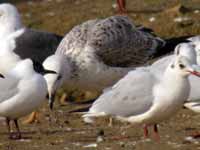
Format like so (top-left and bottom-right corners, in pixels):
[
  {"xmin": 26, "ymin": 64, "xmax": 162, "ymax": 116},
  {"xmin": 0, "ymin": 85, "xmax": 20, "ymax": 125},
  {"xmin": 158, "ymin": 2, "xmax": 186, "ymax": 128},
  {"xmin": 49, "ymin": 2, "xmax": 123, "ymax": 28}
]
[
  {"xmin": 117, "ymin": 0, "xmax": 127, "ymax": 14},
  {"xmin": 59, "ymin": 93, "xmax": 68, "ymax": 105},
  {"xmin": 108, "ymin": 117, "xmax": 113, "ymax": 127},
  {"xmin": 189, "ymin": 132, "xmax": 200, "ymax": 139},
  {"xmin": 6, "ymin": 118, "xmax": 12, "ymax": 138},
  {"xmin": 143, "ymin": 124, "xmax": 149, "ymax": 138},
  {"xmin": 23, "ymin": 111, "xmax": 40, "ymax": 124},
  {"xmin": 14, "ymin": 119, "xmax": 21, "ymax": 139},
  {"xmin": 153, "ymin": 124, "xmax": 160, "ymax": 141}
]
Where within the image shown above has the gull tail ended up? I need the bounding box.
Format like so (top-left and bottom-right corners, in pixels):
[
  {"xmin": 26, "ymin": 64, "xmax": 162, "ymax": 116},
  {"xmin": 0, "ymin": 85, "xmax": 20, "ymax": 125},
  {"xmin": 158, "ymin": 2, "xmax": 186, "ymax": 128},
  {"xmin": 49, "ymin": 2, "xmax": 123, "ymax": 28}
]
[
  {"xmin": 68, "ymin": 106, "xmax": 91, "ymax": 113},
  {"xmin": 82, "ymin": 112, "xmax": 106, "ymax": 124}
]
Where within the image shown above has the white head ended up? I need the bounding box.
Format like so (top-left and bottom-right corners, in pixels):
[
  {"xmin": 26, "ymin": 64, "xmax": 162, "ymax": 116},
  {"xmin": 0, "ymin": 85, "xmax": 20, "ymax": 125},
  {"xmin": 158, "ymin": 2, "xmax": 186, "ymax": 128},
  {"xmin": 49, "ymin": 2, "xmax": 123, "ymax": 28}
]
[
  {"xmin": 190, "ymin": 41, "xmax": 200, "ymax": 65},
  {"xmin": 0, "ymin": 3, "xmax": 23, "ymax": 38},
  {"xmin": 174, "ymin": 43, "xmax": 197, "ymax": 64},
  {"xmin": 167, "ymin": 56, "xmax": 200, "ymax": 78},
  {"xmin": 187, "ymin": 36, "xmax": 200, "ymax": 45},
  {"xmin": 9, "ymin": 59, "xmax": 57, "ymax": 79},
  {"xmin": 43, "ymin": 54, "xmax": 71, "ymax": 109}
]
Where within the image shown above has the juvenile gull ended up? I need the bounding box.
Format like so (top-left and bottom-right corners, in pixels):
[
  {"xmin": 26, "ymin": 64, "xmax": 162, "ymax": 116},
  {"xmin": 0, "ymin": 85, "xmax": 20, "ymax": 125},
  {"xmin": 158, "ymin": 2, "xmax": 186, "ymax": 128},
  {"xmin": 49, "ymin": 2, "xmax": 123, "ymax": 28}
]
[
  {"xmin": 0, "ymin": 59, "xmax": 56, "ymax": 139},
  {"xmin": 45, "ymin": 15, "xmax": 168, "ymax": 108},
  {"xmin": 83, "ymin": 55, "xmax": 200, "ymax": 140}
]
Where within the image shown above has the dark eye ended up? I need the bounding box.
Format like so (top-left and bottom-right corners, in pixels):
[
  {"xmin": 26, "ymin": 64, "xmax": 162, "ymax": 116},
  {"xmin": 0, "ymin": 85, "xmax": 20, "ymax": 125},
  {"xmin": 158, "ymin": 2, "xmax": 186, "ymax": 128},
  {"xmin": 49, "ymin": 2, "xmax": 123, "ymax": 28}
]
[
  {"xmin": 171, "ymin": 64, "xmax": 174, "ymax": 68},
  {"xmin": 57, "ymin": 74, "xmax": 62, "ymax": 81},
  {"xmin": 179, "ymin": 64, "xmax": 185, "ymax": 69}
]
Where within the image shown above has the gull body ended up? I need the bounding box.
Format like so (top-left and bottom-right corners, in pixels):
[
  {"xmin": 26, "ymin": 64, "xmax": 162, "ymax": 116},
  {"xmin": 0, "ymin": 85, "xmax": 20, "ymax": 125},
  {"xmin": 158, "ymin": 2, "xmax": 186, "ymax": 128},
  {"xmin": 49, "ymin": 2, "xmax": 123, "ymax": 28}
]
[
  {"xmin": 151, "ymin": 42, "xmax": 200, "ymax": 113},
  {"xmin": 0, "ymin": 59, "xmax": 56, "ymax": 139},
  {"xmin": 182, "ymin": 37, "xmax": 200, "ymax": 112},
  {"xmin": 83, "ymin": 55, "xmax": 200, "ymax": 139},
  {"xmin": 45, "ymin": 15, "xmax": 167, "ymax": 108}
]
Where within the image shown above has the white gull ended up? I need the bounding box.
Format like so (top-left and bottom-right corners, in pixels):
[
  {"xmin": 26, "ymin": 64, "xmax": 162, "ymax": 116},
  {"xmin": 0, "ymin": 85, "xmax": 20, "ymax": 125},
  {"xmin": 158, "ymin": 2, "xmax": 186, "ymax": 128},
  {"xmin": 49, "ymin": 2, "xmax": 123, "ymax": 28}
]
[
  {"xmin": 0, "ymin": 59, "xmax": 56, "ymax": 139},
  {"xmin": 83, "ymin": 55, "xmax": 200, "ymax": 139}
]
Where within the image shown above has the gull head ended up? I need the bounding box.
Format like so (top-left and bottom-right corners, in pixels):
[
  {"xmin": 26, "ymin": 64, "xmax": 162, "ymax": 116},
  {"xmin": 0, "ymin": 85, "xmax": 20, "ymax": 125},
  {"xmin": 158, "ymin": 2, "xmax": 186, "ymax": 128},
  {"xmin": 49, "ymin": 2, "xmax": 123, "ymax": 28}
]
[
  {"xmin": 10, "ymin": 59, "xmax": 57, "ymax": 79},
  {"xmin": 0, "ymin": 3, "xmax": 23, "ymax": 36},
  {"xmin": 168, "ymin": 56, "xmax": 200, "ymax": 77},
  {"xmin": 43, "ymin": 54, "xmax": 71, "ymax": 110},
  {"xmin": 174, "ymin": 43, "xmax": 197, "ymax": 64},
  {"xmin": 192, "ymin": 42, "xmax": 200, "ymax": 65}
]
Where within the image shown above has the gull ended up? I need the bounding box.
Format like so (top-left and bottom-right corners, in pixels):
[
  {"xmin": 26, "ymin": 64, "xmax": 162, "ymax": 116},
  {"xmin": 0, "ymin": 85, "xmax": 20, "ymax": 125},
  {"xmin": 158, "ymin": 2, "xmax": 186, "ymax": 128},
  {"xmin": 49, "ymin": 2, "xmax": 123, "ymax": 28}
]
[
  {"xmin": 188, "ymin": 35, "xmax": 200, "ymax": 64},
  {"xmin": 0, "ymin": 3, "xmax": 62, "ymax": 123},
  {"xmin": 0, "ymin": 59, "xmax": 56, "ymax": 139},
  {"xmin": 151, "ymin": 42, "xmax": 200, "ymax": 114},
  {"xmin": 0, "ymin": 3, "xmax": 62, "ymax": 72},
  {"xmin": 181, "ymin": 37, "xmax": 200, "ymax": 113},
  {"xmin": 83, "ymin": 55, "xmax": 200, "ymax": 140},
  {"xmin": 45, "ymin": 14, "xmax": 192, "ymax": 109},
  {"xmin": 44, "ymin": 15, "xmax": 169, "ymax": 109}
]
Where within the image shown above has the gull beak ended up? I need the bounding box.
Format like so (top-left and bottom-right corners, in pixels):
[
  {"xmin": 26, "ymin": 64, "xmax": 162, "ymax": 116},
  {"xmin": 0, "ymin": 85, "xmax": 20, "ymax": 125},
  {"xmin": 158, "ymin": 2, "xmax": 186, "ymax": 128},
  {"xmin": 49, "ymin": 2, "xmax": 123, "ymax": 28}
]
[
  {"xmin": 48, "ymin": 92, "xmax": 56, "ymax": 110},
  {"xmin": 188, "ymin": 65, "xmax": 200, "ymax": 77},
  {"xmin": 43, "ymin": 69, "xmax": 57, "ymax": 75},
  {"xmin": 0, "ymin": 73, "xmax": 4, "ymax": 78}
]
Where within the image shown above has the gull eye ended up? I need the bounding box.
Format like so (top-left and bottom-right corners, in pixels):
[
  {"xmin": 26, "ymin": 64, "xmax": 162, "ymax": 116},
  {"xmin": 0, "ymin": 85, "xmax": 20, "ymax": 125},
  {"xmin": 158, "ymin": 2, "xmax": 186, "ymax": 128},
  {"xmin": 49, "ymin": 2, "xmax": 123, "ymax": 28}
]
[
  {"xmin": 171, "ymin": 64, "xmax": 174, "ymax": 68},
  {"xmin": 57, "ymin": 74, "xmax": 62, "ymax": 81},
  {"xmin": 179, "ymin": 64, "xmax": 185, "ymax": 69}
]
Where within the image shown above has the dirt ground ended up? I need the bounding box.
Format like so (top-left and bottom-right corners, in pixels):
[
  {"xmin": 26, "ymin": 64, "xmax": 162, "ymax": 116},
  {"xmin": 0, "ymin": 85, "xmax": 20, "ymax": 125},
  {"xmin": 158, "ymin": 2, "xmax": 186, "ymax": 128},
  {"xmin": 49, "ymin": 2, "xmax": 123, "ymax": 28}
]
[{"xmin": 1, "ymin": 0, "xmax": 200, "ymax": 149}]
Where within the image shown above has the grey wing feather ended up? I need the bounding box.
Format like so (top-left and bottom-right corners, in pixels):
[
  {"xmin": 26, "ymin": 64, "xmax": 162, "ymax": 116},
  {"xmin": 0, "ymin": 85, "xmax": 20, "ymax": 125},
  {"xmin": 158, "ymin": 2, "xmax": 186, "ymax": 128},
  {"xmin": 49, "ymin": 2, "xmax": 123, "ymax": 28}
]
[
  {"xmin": 87, "ymin": 16, "xmax": 165, "ymax": 67},
  {"xmin": 14, "ymin": 28, "xmax": 63, "ymax": 63},
  {"xmin": 56, "ymin": 19, "xmax": 100, "ymax": 55},
  {"xmin": 0, "ymin": 76, "xmax": 19, "ymax": 102},
  {"xmin": 89, "ymin": 68, "xmax": 155, "ymax": 117}
]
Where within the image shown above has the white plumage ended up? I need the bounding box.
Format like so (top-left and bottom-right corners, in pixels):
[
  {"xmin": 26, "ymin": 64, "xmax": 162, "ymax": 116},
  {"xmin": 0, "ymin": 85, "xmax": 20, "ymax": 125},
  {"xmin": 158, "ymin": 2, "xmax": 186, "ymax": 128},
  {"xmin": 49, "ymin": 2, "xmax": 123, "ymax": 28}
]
[
  {"xmin": 83, "ymin": 55, "xmax": 200, "ymax": 139},
  {"xmin": 0, "ymin": 59, "xmax": 56, "ymax": 139}
]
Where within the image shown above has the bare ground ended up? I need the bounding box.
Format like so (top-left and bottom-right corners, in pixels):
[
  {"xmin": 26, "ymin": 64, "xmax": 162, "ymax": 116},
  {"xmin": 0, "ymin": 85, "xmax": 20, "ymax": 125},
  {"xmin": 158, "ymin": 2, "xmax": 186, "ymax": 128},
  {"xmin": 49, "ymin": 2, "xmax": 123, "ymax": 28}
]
[{"xmin": 1, "ymin": 0, "xmax": 200, "ymax": 149}]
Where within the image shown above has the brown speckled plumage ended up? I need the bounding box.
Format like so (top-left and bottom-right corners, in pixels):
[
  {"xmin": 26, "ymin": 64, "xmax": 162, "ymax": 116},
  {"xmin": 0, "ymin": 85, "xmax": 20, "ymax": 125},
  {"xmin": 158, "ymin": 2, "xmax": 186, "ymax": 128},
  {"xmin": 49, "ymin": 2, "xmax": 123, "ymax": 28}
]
[{"xmin": 56, "ymin": 16, "xmax": 165, "ymax": 68}]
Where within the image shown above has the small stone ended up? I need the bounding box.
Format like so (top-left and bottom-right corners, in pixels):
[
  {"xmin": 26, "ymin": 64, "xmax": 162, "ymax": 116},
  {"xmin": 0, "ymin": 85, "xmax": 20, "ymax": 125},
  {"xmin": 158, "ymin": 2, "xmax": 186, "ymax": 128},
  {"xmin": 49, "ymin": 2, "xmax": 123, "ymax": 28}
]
[
  {"xmin": 96, "ymin": 136, "xmax": 104, "ymax": 143},
  {"xmin": 149, "ymin": 17, "xmax": 156, "ymax": 22}
]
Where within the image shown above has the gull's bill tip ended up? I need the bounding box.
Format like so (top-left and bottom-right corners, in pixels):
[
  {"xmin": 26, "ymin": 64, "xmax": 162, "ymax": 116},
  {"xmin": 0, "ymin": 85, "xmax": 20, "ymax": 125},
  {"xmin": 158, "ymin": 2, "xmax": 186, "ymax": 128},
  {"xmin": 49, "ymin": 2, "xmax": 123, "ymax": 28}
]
[
  {"xmin": 49, "ymin": 92, "xmax": 56, "ymax": 110},
  {"xmin": 44, "ymin": 69, "xmax": 57, "ymax": 75},
  {"xmin": 186, "ymin": 64, "xmax": 200, "ymax": 77}
]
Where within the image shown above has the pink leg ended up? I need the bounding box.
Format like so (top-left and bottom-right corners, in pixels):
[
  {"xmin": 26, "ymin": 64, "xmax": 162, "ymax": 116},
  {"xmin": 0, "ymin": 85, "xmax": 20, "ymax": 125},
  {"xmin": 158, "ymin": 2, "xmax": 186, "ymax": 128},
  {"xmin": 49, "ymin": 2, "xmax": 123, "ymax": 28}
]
[
  {"xmin": 143, "ymin": 124, "xmax": 149, "ymax": 138},
  {"xmin": 153, "ymin": 124, "xmax": 160, "ymax": 142},
  {"xmin": 189, "ymin": 132, "xmax": 200, "ymax": 139},
  {"xmin": 117, "ymin": 0, "xmax": 127, "ymax": 14}
]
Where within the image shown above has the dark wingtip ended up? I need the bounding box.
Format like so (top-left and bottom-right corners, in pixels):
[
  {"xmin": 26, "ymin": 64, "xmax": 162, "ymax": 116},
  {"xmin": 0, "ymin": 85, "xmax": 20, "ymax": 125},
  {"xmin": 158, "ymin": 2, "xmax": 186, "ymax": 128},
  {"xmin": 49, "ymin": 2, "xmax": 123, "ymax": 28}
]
[
  {"xmin": 68, "ymin": 106, "xmax": 90, "ymax": 113},
  {"xmin": 153, "ymin": 35, "xmax": 194, "ymax": 58}
]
